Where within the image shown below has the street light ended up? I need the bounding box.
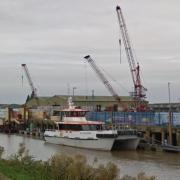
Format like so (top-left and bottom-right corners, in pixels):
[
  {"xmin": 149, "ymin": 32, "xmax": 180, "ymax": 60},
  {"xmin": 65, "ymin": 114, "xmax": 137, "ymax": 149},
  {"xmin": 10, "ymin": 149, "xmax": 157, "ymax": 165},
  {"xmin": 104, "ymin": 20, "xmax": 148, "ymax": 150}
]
[
  {"xmin": 72, "ymin": 87, "xmax": 77, "ymax": 100},
  {"xmin": 168, "ymin": 82, "xmax": 172, "ymax": 145},
  {"xmin": 92, "ymin": 89, "xmax": 95, "ymax": 110},
  {"xmin": 92, "ymin": 89, "xmax": 94, "ymax": 98},
  {"xmin": 168, "ymin": 82, "xmax": 171, "ymax": 108}
]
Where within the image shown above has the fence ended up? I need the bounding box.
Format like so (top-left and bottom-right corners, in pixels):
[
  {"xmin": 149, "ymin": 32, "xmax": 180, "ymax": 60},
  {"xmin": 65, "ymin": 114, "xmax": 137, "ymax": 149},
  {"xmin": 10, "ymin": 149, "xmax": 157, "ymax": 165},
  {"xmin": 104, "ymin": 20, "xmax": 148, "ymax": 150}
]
[{"xmin": 86, "ymin": 111, "xmax": 180, "ymax": 127}]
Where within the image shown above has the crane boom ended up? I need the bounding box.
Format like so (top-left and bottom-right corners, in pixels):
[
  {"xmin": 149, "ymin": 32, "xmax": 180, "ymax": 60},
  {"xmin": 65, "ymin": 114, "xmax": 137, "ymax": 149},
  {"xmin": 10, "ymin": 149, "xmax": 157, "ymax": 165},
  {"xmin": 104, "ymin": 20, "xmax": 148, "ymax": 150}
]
[
  {"xmin": 21, "ymin": 64, "xmax": 37, "ymax": 98},
  {"xmin": 84, "ymin": 55, "xmax": 121, "ymax": 102},
  {"xmin": 116, "ymin": 5, "xmax": 147, "ymax": 100}
]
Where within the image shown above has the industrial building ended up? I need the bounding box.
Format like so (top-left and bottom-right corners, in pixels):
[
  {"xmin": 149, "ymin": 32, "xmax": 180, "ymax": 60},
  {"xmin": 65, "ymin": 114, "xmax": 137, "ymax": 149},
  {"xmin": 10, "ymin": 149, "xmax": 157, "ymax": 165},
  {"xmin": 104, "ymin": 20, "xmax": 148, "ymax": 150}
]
[
  {"xmin": 25, "ymin": 95, "xmax": 149, "ymax": 112},
  {"xmin": 149, "ymin": 103, "xmax": 180, "ymax": 112}
]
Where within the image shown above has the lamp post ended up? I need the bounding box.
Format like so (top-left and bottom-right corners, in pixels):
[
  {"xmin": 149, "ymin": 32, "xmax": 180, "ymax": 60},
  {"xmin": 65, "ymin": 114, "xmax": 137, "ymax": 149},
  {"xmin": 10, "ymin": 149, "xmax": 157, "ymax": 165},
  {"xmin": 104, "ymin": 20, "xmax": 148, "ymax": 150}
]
[
  {"xmin": 168, "ymin": 82, "xmax": 172, "ymax": 145},
  {"xmin": 72, "ymin": 87, "xmax": 77, "ymax": 100},
  {"xmin": 92, "ymin": 89, "xmax": 94, "ymax": 110}
]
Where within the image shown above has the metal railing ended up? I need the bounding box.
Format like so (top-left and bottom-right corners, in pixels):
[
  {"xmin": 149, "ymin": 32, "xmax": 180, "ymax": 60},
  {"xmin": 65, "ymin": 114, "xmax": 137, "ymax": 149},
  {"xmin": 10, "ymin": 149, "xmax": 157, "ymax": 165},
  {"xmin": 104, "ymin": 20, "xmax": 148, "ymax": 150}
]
[{"xmin": 87, "ymin": 111, "xmax": 180, "ymax": 127}]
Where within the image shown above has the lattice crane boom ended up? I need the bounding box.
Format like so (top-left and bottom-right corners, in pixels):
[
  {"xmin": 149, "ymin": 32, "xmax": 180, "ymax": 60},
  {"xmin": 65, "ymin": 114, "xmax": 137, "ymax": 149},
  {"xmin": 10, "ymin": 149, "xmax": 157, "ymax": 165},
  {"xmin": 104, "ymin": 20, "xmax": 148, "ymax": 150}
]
[
  {"xmin": 116, "ymin": 5, "xmax": 147, "ymax": 100},
  {"xmin": 21, "ymin": 64, "xmax": 37, "ymax": 98},
  {"xmin": 84, "ymin": 55, "xmax": 121, "ymax": 102}
]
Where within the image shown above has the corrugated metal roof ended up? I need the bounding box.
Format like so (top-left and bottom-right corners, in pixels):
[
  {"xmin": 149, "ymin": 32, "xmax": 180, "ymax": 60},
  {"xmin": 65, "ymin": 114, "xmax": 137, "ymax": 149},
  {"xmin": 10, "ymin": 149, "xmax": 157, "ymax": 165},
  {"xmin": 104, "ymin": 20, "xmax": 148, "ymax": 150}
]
[{"xmin": 25, "ymin": 95, "xmax": 134, "ymax": 108}]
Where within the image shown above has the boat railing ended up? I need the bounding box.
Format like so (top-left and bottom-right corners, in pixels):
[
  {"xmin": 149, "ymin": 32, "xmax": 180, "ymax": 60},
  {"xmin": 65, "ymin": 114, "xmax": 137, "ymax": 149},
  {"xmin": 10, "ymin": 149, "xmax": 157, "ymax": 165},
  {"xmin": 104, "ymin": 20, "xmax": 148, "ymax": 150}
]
[
  {"xmin": 112, "ymin": 123, "xmax": 136, "ymax": 130},
  {"xmin": 104, "ymin": 123, "xmax": 137, "ymax": 135},
  {"xmin": 45, "ymin": 129, "xmax": 56, "ymax": 132}
]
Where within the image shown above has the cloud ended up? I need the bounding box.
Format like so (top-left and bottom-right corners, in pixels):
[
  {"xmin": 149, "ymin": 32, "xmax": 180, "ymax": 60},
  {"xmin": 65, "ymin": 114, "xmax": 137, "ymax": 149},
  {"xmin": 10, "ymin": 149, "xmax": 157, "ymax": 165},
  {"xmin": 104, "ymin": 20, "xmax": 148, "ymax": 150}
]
[{"xmin": 0, "ymin": 0, "xmax": 180, "ymax": 103}]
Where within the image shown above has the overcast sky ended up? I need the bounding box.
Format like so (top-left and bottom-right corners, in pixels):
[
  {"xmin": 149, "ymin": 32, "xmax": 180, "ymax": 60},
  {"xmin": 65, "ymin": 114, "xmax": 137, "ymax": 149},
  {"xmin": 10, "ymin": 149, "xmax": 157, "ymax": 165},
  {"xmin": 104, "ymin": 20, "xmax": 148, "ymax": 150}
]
[{"xmin": 0, "ymin": 0, "xmax": 180, "ymax": 104}]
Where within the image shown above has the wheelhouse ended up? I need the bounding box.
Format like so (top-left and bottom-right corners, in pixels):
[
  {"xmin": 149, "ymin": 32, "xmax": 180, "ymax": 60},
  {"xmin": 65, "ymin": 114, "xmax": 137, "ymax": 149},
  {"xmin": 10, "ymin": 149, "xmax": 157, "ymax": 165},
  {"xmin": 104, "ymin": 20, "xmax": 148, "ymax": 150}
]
[
  {"xmin": 61, "ymin": 110, "xmax": 87, "ymax": 118},
  {"xmin": 55, "ymin": 121, "xmax": 104, "ymax": 131}
]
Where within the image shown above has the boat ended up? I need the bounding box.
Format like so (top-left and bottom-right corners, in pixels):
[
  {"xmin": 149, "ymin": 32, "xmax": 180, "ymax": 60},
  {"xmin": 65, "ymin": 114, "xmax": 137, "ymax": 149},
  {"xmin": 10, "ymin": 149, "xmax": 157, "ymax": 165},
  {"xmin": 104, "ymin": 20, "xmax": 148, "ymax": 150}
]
[
  {"xmin": 44, "ymin": 97, "xmax": 139, "ymax": 151},
  {"xmin": 44, "ymin": 97, "xmax": 118, "ymax": 151},
  {"xmin": 112, "ymin": 127, "xmax": 140, "ymax": 150}
]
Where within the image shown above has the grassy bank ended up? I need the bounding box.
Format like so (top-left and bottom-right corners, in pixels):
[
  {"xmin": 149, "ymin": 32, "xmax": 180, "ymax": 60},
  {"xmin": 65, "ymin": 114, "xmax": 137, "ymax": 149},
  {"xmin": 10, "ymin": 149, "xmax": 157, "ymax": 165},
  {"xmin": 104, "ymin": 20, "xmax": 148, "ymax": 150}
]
[{"xmin": 0, "ymin": 144, "xmax": 155, "ymax": 180}]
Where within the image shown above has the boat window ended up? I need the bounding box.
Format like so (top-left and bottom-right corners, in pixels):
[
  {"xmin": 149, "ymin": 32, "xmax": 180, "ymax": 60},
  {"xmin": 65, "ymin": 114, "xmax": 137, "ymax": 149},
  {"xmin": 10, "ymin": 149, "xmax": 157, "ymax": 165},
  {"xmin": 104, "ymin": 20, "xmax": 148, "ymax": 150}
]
[
  {"xmin": 82, "ymin": 125, "xmax": 90, "ymax": 131},
  {"xmin": 96, "ymin": 125, "xmax": 101, "ymax": 130},
  {"xmin": 101, "ymin": 125, "xmax": 106, "ymax": 130},
  {"xmin": 64, "ymin": 124, "xmax": 71, "ymax": 130},
  {"xmin": 71, "ymin": 112, "xmax": 77, "ymax": 117},
  {"xmin": 53, "ymin": 111, "xmax": 60, "ymax": 116},
  {"xmin": 62, "ymin": 111, "xmax": 87, "ymax": 117},
  {"xmin": 58, "ymin": 124, "xmax": 65, "ymax": 130},
  {"xmin": 78, "ymin": 111, "xmax": 86, "ymax": 117},
  {"xmin": 65, "ymin": 112, "xmax": 69, "ymax": 117},
  {"xmin": 57, "ymin": 124, "xmax": 103, "ymax": 131},
  {"xmin": 62, "ymin": 112, "xmax": 67, "ymax": 116},
  {"xmin": 80, "ymin": 124, "xmax": 103, "ymax": 131},
  {"xmin": 62, "ymin": 111, "xmax": 77, "ymax": 117},
  {"xmin": 58, "ymin": 124, "xmax": 83, "ymax": 131},
  {"xmin": 55, "ymin": 124, "xmax": 59, "ymax": 130},
  {"xmin": 70, "ymin": 125, "xmax": 82, "ymax": 131},
  {"xmin": 61, "ymin": 112, "xmax": 65, "ymax": 117},
  {"xmin": 90, "ymin": 125, "xmax": 96, "ymax": 131}
]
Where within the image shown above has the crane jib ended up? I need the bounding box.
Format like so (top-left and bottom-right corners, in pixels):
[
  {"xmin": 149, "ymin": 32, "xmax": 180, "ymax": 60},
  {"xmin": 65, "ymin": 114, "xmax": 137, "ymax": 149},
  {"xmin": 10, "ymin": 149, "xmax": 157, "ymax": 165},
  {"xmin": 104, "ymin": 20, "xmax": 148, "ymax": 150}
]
[{"xmin": 116, "ymin": 5, "xmax": 147, "ymax": 100}]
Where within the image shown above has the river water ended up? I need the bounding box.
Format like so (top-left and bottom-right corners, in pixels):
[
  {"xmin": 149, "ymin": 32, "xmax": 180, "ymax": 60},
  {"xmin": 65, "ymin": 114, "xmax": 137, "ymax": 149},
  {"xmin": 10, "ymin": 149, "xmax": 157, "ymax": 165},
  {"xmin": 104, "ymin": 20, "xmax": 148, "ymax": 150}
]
[{"xmin": 0, "ymin": 134, "xmax": 179, "ymax": 180}]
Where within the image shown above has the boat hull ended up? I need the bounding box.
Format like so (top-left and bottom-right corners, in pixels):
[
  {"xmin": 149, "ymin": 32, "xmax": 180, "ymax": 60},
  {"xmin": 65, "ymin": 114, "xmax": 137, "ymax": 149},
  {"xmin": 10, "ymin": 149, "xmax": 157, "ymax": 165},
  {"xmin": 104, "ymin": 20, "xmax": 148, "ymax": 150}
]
[
  {"xmin": 112, "ymin": 136, "xmax": 140, "ymax": 150},
  {"xmin": 44, "ymin": 136, "xmax": 115, "ymax": 151}
]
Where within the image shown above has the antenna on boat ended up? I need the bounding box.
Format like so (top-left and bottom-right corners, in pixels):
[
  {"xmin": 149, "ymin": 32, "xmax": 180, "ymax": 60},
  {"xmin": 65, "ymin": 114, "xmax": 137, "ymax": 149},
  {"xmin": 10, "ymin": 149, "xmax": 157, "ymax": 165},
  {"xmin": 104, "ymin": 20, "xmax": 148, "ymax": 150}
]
[{"xmin": 68, "ymin": 97, "xmax": 74, "ymax": 109}]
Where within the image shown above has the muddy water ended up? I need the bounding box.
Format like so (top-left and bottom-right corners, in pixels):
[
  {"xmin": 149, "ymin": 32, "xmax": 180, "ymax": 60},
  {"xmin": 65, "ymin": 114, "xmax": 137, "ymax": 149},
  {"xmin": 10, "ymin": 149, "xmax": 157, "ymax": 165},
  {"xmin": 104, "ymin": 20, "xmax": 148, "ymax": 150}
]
[{"xmin": 0, "ymin": 134, "xmax": 179, "ymax": 180}]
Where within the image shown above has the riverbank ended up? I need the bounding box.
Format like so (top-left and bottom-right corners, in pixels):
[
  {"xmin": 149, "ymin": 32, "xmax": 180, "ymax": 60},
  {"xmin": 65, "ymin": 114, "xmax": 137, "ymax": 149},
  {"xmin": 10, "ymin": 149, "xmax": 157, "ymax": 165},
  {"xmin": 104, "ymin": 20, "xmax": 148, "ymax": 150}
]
[{"xmin": 0, "ymin": 144, "xmax": 156, "ymax": 180}]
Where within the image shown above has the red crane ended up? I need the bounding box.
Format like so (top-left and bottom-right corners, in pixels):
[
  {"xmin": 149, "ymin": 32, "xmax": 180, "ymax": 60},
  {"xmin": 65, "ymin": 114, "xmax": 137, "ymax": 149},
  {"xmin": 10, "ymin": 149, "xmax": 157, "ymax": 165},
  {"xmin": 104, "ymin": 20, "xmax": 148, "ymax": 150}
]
[
  {"xmin": 21, "ymin": 64, "xmax": 37, "ymax": 99},
  {"xmin": 116, "ymin": 5, "xmax": 147, "ymax": 101},
  {"xmin": 84, "ymin": 55, "xmax": 121, "ymax": 102}
]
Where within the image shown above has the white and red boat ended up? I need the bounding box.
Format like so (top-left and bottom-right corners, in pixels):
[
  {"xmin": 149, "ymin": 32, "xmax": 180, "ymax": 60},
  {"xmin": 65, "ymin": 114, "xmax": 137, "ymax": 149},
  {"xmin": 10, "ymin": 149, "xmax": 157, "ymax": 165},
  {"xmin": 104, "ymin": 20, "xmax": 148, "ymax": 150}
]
[{"xmin": 44, "ymin": 97, "xmax": 139, "ymax": 151}]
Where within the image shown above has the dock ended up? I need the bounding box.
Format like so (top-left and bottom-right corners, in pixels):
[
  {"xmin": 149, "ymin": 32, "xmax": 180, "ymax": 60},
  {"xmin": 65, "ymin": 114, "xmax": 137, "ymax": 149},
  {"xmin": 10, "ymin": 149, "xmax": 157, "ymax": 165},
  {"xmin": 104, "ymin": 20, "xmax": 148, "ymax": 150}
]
[{"xmin": 161, "ymin": 144, "xmax": 180, "ymax": 152}]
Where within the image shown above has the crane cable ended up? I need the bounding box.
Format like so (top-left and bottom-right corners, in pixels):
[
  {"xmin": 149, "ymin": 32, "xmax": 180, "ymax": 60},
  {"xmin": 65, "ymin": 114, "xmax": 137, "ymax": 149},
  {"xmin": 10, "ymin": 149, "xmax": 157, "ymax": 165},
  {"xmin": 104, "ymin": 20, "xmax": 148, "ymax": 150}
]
[
  {"xmin": 99, "ymin": 65, "xmax": 129, "ymax": 94},
  {"xmin": 83, "ymin": 60, "xmax": 89, "ymax": 97},
  {"xmin": 84, "ymin": 57, "xmax": 129, "ymax": 95},
  {"xmin": 118, "ymin": 25, "xmax": 147, "ymax": 92},
  {"xmin": 119, "ymin": 39, "xmax": 121, "ymax": 64},
  {"xmin": 21, "ymin": 67, "xmax": 24, "ymax": 88}
]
